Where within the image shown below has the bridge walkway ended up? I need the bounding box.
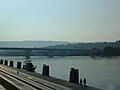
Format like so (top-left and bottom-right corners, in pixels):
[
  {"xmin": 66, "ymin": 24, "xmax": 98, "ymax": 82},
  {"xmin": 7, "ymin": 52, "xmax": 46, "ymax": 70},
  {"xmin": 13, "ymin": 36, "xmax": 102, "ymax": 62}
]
[{"xmin": 0, "ymin": 65, "xmax": 101, "ymax": 90}]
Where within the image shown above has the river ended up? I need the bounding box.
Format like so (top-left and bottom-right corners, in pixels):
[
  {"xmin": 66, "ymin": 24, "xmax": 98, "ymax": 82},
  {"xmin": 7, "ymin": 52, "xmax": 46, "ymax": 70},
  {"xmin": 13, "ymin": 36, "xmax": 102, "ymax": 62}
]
[{"xmin": 0, "ymin": 56, "xmax": 120, "ymax": 90}]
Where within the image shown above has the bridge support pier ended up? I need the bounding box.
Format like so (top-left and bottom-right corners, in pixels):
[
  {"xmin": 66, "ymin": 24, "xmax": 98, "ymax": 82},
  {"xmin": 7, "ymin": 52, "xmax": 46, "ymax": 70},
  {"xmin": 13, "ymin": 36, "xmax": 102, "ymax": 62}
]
[
  {"xmin": 42, "ymin": 64, "xmax": 49, "ymax": 76},
  {"xmin": 26, "ymin": 55, "xmax": 30, "ymax": 59},
  {"xmin": 24, "ymin": 49, "xmax": 31, "ymax": 59},
  {"xmin": 69, "ymin": 68, "xmax": 79, "ymax": 84}
]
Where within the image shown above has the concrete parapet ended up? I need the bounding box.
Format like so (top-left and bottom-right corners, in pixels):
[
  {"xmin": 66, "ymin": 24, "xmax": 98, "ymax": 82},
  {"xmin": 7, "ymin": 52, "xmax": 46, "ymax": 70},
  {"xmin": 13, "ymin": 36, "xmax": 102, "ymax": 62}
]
[
  {"xmin": 4, "ymin": 60, "xmax": 8, "ymax": 66},
  {"xmin": 17, "ymin": 61, "xmax": 21, "ymax": 69},
  {"xmin": 69, "ymin": 68, "xmax": 79, "ymax": 84},
  {"xmin": 9, "ymin": 60, "xmax": 14, "ymax": 67},
  {"xmin": 0, "ymin": 59, "xmax": 3, "ymax": 64},
  {"xmin": 42, "ymin": 64, "xmax": 49, "ymax": 76}
]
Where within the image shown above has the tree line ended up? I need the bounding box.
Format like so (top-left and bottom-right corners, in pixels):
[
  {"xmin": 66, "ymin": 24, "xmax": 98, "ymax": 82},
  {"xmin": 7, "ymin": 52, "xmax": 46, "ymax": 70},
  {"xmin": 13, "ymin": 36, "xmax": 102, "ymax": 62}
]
[{"xmin": 0, "ymin": 40, "xmax": 120, "ymax": 57}]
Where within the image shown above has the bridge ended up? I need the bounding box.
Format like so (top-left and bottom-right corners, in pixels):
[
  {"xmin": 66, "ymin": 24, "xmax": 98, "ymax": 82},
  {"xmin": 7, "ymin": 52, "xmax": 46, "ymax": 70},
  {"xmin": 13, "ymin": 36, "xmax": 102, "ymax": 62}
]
[
  {"xmin": 0, "ymin": 47, "xmax": 81, "ymax": 51},
  {"xmin": 0, "ymin": 47, "xmax": 81, "ymax": 59},
  {"xmin": 0, "ymin": 60, "xmax": 100, "ymax": 90}
]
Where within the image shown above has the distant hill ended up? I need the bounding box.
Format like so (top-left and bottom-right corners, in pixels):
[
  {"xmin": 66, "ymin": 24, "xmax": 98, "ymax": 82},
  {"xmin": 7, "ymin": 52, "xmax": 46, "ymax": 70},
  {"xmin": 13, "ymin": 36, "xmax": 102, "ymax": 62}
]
[
  {"xmin": 0, "ymin": 41, "xmax": 68, "ymax": 48},
  {"xmin": 0, "ymin": 40, "xmax": 120, "ymax": 50},
  {"xmin": 0, "ymin": 40, "xmax": 120, "ymax": 56},
  {"xmin": 45, "ymin": 40, "xmax": 120, "ymax": 50}
]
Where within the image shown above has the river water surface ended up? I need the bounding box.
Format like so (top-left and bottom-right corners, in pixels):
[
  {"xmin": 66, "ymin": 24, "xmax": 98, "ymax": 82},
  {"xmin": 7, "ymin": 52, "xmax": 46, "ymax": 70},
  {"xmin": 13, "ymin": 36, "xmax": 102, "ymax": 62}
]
[{"xmin": 0, "ymin": 56, "xmax": 120, "ymax": 90}]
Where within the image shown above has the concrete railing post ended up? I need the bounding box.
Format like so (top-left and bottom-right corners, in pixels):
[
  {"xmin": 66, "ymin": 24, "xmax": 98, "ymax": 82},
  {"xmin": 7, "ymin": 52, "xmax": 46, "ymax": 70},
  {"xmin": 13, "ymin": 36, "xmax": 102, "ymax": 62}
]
[
  {"xmin": 4, "ymin": 60, "xmax": 8, "ymax": 66},
  {"xmin": 42, "ymin": 64, "xmax": 49, "ymax": 76},
  {"xmin": 69, "ymin": 68, "xmax": 79, "ymax": 84},
  {"xmin": 9, "ymin": 60, "xmax": 14, "ymax": 67},
  {"xmin": 17, "ymin": 61, "xmax": 21, "ymax": 69},
  {"xmin": 75, "ymin": 69, "xmax": 79, "ymax": 84},
  {"xmin": 0, "ymin": 59, "xmax": 3, "ymax": 64}
]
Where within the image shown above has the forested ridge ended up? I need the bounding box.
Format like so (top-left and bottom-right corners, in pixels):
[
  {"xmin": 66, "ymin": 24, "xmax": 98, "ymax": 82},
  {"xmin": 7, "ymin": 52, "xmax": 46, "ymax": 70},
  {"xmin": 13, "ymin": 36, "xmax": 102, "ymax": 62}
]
[{"xmin": 0, "ymin": 40, "xmax": 120, "ymax": 56}]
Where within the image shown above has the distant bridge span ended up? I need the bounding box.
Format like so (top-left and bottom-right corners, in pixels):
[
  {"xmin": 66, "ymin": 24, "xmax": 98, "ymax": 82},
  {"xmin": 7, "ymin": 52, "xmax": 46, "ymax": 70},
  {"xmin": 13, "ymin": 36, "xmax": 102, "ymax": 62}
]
[
  {"xmin": 0, "ymin": 47, "xmax": 81, "ymax": 59},
  {"xmin": 0, "ymin": 47, "xmax": 81, "ymax": 51}
]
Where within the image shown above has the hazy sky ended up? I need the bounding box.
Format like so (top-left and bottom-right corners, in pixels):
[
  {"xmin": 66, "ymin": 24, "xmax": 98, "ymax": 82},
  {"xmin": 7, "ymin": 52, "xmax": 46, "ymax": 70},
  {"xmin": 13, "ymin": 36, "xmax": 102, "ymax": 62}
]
[{"xmin": 0, "ymin": 0, "xmax": 120, "ymax": 42}]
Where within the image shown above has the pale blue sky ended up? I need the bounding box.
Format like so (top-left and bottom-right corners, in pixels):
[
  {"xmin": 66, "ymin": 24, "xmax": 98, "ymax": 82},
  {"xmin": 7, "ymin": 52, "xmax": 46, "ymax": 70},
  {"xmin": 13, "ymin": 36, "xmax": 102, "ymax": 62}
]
[{"xmin": 0, "ymin": 0, "xmax": 120, "ymax": 42}]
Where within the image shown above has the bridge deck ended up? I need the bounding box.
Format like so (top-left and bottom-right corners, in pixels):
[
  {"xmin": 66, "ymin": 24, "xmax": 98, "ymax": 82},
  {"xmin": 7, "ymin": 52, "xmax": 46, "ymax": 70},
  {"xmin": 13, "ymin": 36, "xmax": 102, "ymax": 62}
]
[
  {"xmin": 0, "ymin": 84, "xmax": 6, "ymax": 90},
  {"xmin": 0, "ymin": 65, "xmax": 101, "ymax": 90},
  {"xmin": 0, "ymin": 47, "xmax": 81, "ymax": 51}
]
